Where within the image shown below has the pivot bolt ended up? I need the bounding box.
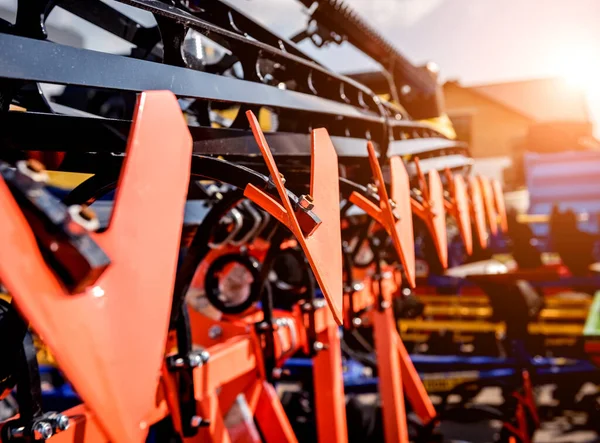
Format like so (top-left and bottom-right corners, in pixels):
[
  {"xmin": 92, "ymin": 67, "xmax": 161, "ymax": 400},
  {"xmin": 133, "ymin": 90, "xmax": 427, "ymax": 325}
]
[
  {"xmin": 33, "ymin": 421, "xmax": 53, "ymax": 440},
  {"xmin": 313, "ymin": 341, "xmax": 327, "ymax": 352},
  {"xmin": 298, "ymin": 194, "xmax": 314, "ymax": 211},
  {"xmin": 208, "ymin": 325, "xmax": 222, "ymax": 340},
  {"xmin": 190, "ymin": 415, "xmax": 210, "ymax": 428},
  {"xmin": 278, "ymin": 173, "xmax": 286, "ymax": 185},
  {"xmin": 68, "ymin": 204, "xmax": 100, "ymax": 232},
  {"xmin": 189, "ymin": 353, "xmax": 203, "ymax": 368},
  {"xmin": 352, "ymin": 317, "xmax": 362, "ymax": 327},
  {"xmin": 389, "ymin": 199, "xmax": 402, "ymax": 220},
  {"xmin": 367, "ymin": 183, "xmax": 378, "ymax": 195},
  {"xmin": 17, "ymin": 159, "xmax": 49, "ymax": 183},
  {"xmin": 54, "ymin": 415, "xmax": 70, "ymax": 432}
]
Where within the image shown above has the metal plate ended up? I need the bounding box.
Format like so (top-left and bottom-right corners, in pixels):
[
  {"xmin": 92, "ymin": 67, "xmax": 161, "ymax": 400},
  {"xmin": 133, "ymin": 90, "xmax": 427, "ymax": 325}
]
[
  {"xmin": 478, "ymin": 176, "xmax": 498, "ymax": 236},
  {"xmin": 0, "ymin": 91, "xmax": 192, "ymax": 443},
  {"xmin": 492, "ymin": 179, "xmax": 508, "ymax": 233},
  {"xmin": 244, "ymin": 112, "xmax": 343, "ymax": 325},
  {"xmin": 390, "ymin": 156, "xmax": 416, "ymax": 287},
  {"xmin": 468, "ymin": 176, "xmax": 487, "ymax": 249},
  {"xmin": 428, "ymin": 169, "xmax": 448, "ymax": 269},
  {"xmin": 453, "ymin": 174, "xmax": 473, "ymax": 255}
]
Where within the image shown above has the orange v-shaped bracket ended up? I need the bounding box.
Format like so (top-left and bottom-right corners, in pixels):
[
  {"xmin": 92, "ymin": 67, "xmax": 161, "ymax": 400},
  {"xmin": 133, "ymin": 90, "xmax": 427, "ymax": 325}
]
[
  {"xmin": 243, "ymin": 111, "xmax": 344, "ymax": 326},
  {"xmin": 410, "ymin": 158, "xmax": 447, "ymax": 269},
  {"xmin": 0, "ymin": 92, "xmax": 192, "ymax": 443},
  {"xmin": 444, "ymin": 169, "xmax": 473, "ymax": 256},
  {"xmin": 478, "ymin": 175, "xmax": 499, "ymax": 236},
  {"xmin": 468, "ymin": 176, "xmax": 488, "ymax": 249},
  {"xmin": 492, "ymin": 178, "xmax": 508, "ymax": 233},
  {"xmin": 348, "ymin": 143, "xmax": 416, "ymax": 288}
]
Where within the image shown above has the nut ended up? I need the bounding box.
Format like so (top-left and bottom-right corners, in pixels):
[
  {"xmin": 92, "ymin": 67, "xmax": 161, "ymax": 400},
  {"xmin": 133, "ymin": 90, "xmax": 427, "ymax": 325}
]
[
  {"xmin": 298, "ymin": 194, "xmax": 314, "ymax": 211},
  {"xmin": 17, "ymin": 159, "xmax": 49, "ymax": 183},
  {"xmin": 33, "ymin": 421, "xmax": 53, "ymax": 440}
]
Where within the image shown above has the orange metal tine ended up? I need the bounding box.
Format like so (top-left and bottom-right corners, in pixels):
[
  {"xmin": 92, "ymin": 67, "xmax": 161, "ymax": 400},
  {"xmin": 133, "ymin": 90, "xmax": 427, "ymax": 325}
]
[
  {"xmin": 312, "ymin": 310, "xmax": 349, "ymax": 443},
  {"xmin": 196, "ymin": 394, "xmax": 233, "ymax": 443},
  {"xmin": 478, "ymin": 175, "xmax": 499, "ymax": 236},
  {"xmin": 389, "ymin": 156, "xmax": 416, "ymax": 287},
  {"xmin": 411, "ymin": 158, "xmax": 448, "ymax": 268},
  {"xmin": 394, "ymin": 332, "xmax": 437, "ymax": 424},
  {"xmin": 372, "ymin": 277, "xmax": 409, "ymax": 443},
  {"xmin": 468, "ymin": 175, "xmax": 488, "ymax": 249},
  {"xmin": 0, "ymin": 91, "xmax": 192, "ymax": 443},
  {"xmin": 349, "ymin": 143, "xmax": 416, "ymax": 287},
  {"xmin": 243, "ymin": 111, "xmax": 344, "ymax": 325},
  {"xmin": 444, "ymin": 169, "xmax": 473, "ymax": 255},
  {"xmin": 492, "ymin": 178, "xmax": 508, "ymax": 233},
  {"xmin": 254, "ymin": 381, "xmax": 299, "ymax": 443}
]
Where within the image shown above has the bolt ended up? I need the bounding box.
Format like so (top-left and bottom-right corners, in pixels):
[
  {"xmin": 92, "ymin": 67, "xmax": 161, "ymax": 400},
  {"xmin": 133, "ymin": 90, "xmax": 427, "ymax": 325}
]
[
  {"xmin": 17, "ymin": 159, "xmax": 49, "ymax": 183},
  {"xmin": 190, "ymin": 415, "xmax": 210, "ymax": 428},
  {"xmin": 33, "ymin": 421, "xmax": 53, "ymax": 440},
  {"xmin": 68, "ymin": 204, "xmax": 100, "ymax": 232},
  {"xmin": 367, "ymin": 183, "xmax": 378, "ymax": 195},
  {"xmin": 388, "ymin": 199, "xmax": 397, "ymax": 209},
  {"xmin": 169, "ymin": 357, "xmax": 185, "ymax": 369},
  {"xmin": 200, "ymin": 350, "xmax": 210, "ymax": 363},
  {"xmin": 54, "ymin": 415, "xmax": 70, "ymax": 432},
  {"xmin": 278, "ymin": 173, "xmax": 286, "ymax": 185},
  {"xmin": 313, "ymin": 341, "xmax": 325, "ymax": 352},
  {"xmin": 298, "ymin": 194, "xmax": 314, "ymax": 211},
  {"xmin": 313, "ymin": 299, "xmax": 326, "ymax": 309},
  {"xmin": 208, "ymin": 325, "xmax": 222, "ymax": 340},
  {"xmin": 257, "ymin": 321, "xmax": 270, "ymax": 331},
  {"xmin": 8, "ymin": 426, "xmax": 25, "ymax": 439},
  {"xmin": 78, "ymin": 205, "xmax": 96, "ymax": 222},
  {"xmin": 352, "ymin": 317, "xmax": 362, "ymax": 327},
  {"xmin": 272, "ymin": 368, "xmax": 283, "ymax": 379},
  {"xmin": 352, "ymin": 282, "xmax": 365, "ymax": 292},
  {"xmin": 380, "ymin": 300, "xmax": 391, "ymax": 310},
  {"xmin": 302, "ymin": 302, "xmax": 312, "ymax": 312},
  {"xmin": 189, "ymin": 353, "xmax": 203, "ymax": 368}
]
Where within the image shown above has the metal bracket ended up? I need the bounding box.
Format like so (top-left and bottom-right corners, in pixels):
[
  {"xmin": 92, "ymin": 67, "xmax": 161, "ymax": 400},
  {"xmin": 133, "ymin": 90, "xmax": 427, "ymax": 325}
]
[
  {"xmin": 468, "ymin": 175, "xmax": 488, "ymax": 250},
  {"xmin": 410, "ymin": 157, "xmax": 447, "ymax": 269},
  {"xmin": 492, "ymin": 178, "xmax": 508, "ymax": 233},
  {"xmin": 478, "ymin": 175, "xmax": 498, "ymax": 236},
  {"xmin": 0, "ymin": 160, "xmax": 110, "ymax": 294},
  {"xmin": 243, "ymin": 111, "xmax": 344, "ymax": 326},
  {"xmin": 444, "ymin": 169, "xmax": 472, "ymax": 256},
  {"xmin": 0, "ymin": 91, "xmax": 193, "ymax": 443},
  {"xmin": 348, "ymin": 145, "xmax": 416, "ymax": 287}
]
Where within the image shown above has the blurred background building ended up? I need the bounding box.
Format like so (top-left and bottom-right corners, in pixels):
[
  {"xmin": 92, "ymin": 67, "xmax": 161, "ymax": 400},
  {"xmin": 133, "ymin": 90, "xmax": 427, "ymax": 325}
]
[{"xmin": 444, "ymin": 78, "xmax": 598, "ymax": 190}]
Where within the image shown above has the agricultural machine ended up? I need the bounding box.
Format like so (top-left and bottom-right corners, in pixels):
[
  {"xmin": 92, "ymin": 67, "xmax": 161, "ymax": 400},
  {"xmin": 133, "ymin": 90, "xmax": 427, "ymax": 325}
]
[{"xmin": 0, "ymin": 0, "xmax": 599, "ymax": 442}]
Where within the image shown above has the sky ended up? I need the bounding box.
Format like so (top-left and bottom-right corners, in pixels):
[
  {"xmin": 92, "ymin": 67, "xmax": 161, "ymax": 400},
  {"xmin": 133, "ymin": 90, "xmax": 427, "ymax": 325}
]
[
  {"xmin": 226, "ymin": 0, "xmax": 600, "ymax": 133},
  {"xmin": 1, "ymin": 0, "xmax": 599, "ymax": 132}
]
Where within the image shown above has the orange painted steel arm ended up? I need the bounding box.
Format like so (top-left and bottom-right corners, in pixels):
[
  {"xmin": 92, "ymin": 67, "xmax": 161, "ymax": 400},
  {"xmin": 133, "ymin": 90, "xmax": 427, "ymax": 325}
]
[
  {"xmin": 411, "ymin": 158, "xmax": 448, "ymax": 268},
  {"xmin": 468, "ymin": 176, "xmax": 488, "ymax": 249},
  {"xmin": 196, "ymin": 394, "xmax": 232, "ymax": 443},
  {"xmin": 312, "ymin": 310, "xmax": 348, "ymax": 443},
  {"xmin": 478, "ymin": 175, "xmax": 498, "ymax": 236},
  {"xmin": 193, "ymin": 336, "xmax": 258, "ymax": 401},
  {"xmin": 349, "ymin": 143, "xmax": 416, "ymax": 287},
  {"xmin": 243, "ymin": 112, "xmax": 344, "ymax": 325},
  {"xmin": 0, "ymin": 91, "xmax": 192, "ymax": 443},
  {"xmin": 372, "ymin": 278, "xmax": 409, "ymax": 443},
  {"xmin": 492, "ymin": 178, "xmax": 508, "ymax": 233},
  {"xmin": 394, "ymin": 332, "xmax": 436, "ymax": 424},
  {"xmin": 444, "ymin": 169, "xmax": 473, "ymax": 255},
  {"xmin": 254, "ymin": 381, "xmax": 299, "ymax": 443}
]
